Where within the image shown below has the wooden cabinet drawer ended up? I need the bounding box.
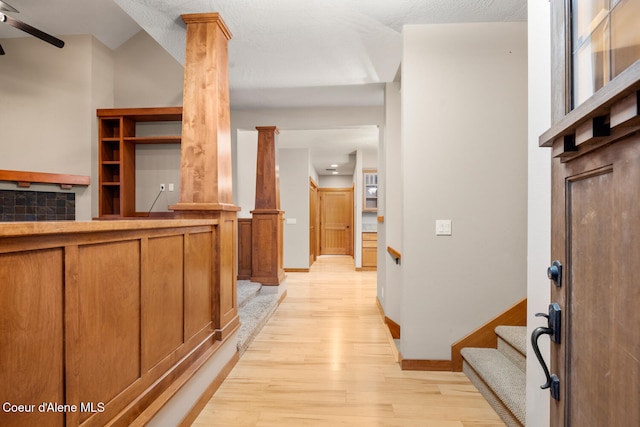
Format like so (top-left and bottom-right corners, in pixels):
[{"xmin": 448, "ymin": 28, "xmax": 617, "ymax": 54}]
[{"xmin": 362, "ymin": 233, "xmax": 377, "ymax": 268}]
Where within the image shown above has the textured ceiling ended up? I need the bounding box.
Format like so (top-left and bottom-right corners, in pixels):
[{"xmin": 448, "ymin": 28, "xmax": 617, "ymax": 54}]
[
  {"xmin": 112, "ymin": 0, "xmax": 527, "ymax": 96},
  {"xmin": 1, "ymin": 0, "xmax": 527, "ymax": 108},
  {"xmin": 1, "ymin": 0, "xmax": 526, "ymax": 174},
  {"xmin": 0, "ymin": 0, "xmax": 140, "ymax": 49}
]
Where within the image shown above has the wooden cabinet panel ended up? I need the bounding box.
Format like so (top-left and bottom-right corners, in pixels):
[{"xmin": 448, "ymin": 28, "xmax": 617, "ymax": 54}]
[
  {"xmin": 253, "ymin": 216, "xmax": 275, "ymax": 272},
  {"xmin": 237, "ymin": 219, "xmax": 252, "ymax": 280},
  {"xmin": 218, "ymin": 212, "xmax": 240, "ymax": 329},
  {"xmin": 143, "ymin": 235, "xmax": 185, "ymax": 370},
  {"xmin": 0, "ymin": 249, "xmax": 65, "ymax": 427},
  {"xmin": 362, "ymin": 232, "xmax": 377, "ymax": 268},
  {"xmin": 362, "ymin": 248, "xmax": 377, "ymax": 267},
  {"xmin": 185, "ymin": 231, "xmax": 214, "ymax": 338},
  {"xmin": 251, "ymin": 213, "xmax": 285, "ymax": 285},
  {"xmin": 77, "ymin": 241, "xmax": 141, "ymax": 419}
]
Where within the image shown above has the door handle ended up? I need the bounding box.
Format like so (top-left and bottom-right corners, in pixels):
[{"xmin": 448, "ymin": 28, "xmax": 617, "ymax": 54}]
[
  {"xmin": 531, "ymin": 303, "xmax": 561, "ymax": 400},
  {"xmin": 535, "ymin": 302, "xmax": 561, "ymax": 344}
]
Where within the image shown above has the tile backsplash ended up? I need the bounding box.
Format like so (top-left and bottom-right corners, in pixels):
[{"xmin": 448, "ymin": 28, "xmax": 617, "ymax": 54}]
[{"xmin": 0, "ymin": 190, "xmax": 76, "ymax": 222}]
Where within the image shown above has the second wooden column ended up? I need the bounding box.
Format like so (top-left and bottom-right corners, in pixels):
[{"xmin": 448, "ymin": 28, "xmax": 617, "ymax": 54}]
[{"xmin": 251, "ymin": 126, "xmax": 285, "ymax": 285}]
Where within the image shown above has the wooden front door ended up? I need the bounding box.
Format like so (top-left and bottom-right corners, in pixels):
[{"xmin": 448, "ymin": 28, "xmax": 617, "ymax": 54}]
[
  {"xmin": 547, "ymin": 136, "xmax": 640, "ymax": 426},
  {"xmin": 319, "ymin": 188, "xmax": 353, "ymax": 255},
  {"xmin": 539, "ymin": 3, "xmax": 640, "ymax": 425}
]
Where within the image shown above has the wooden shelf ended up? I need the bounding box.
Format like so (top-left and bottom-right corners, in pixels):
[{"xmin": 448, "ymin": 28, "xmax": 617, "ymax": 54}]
[
  {"xmin": 540, "ymin": 63, "xmax": 640, "ymax": 148},
  {"xmin": 97, "ymin": 107, "xmax": 183, "ymax": 122},
  {"xmin": 124, "ymin": 136, "xmax": 182, "ymax": 144},
  {"xmin": 0, "ymin": 169, "xmax": 90, "ymax": 189}
]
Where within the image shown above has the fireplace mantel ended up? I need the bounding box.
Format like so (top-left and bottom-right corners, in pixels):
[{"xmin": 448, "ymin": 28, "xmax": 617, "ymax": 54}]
[{"xmin": 0, "ymin": 169, "xmax": 90, "ymax": 189}]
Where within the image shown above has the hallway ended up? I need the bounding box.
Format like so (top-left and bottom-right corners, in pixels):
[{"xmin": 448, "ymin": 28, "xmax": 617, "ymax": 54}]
[{"xmin": 193, "ymin": 256, "xmax": 504, "ymax": 426}]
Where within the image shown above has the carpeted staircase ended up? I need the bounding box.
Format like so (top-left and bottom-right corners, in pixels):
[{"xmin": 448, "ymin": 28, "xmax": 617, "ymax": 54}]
[
  {"xmin": 461, "ymin": 326, "xmax": 527, "ymax": 427},
  {"xmin": 236, "ymin": 280, "xmax": 280, "ymax": 355}
]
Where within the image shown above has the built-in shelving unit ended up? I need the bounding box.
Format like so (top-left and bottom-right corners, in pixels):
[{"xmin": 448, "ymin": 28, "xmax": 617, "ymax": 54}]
[{"xmin": 97, "ymin": 107, "xmax": 182, "ymax": 218}]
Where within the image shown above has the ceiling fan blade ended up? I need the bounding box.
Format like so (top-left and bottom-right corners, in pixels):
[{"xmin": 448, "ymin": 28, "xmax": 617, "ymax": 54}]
[
  {"xmin": 2, "ymin": 14, "xmax": 64, "ymax": 48},
  {"xmin": 0, "ymin": 1, "xmax": 18, "ymax": 13},
  {"xmin": 0, "ymin": 42, "xmax": 5, "ymax": 55}
]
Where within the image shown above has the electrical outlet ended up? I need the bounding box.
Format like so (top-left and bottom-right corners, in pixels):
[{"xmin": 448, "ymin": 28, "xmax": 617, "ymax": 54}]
[{"xmin": 160, "ymin": 184, "xmax": 165, "ymax": 192}]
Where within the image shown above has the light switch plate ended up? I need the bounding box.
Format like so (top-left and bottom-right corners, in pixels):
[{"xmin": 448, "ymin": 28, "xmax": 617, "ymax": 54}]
[
  {"xmin": 435, "ymin": 219, "xmax": 452, "ymax": 236},
  {"xmin": 286, "ymin": 218, "xmax": 297, "ymax": 225}
]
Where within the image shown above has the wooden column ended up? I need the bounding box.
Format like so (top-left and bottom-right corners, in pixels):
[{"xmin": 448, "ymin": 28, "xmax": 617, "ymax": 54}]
[
  {"xmin": 170, "ymin": 13, "xmax": 239, "ymax": 340},
  {"xmin": 251, "ymin": 126, "xmax": 285, "ymax": 285}
]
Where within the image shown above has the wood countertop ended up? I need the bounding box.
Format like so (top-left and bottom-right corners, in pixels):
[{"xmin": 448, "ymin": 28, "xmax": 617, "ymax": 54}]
[{"xmin": 0, "ymin": 219, "xmax": 218, "ymax": 238}]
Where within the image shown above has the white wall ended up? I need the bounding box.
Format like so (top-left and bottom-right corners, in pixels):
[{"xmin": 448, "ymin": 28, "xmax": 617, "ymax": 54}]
[
  {"xmin": 354, "ymin": 150, "xmax": 363, "ymax": 266},
  {"xmin": 114, "ymin": 31, "xmax": 185, "ymax": 215},
  {"xmin": 382, "ymin": 82, "xmax": 403, "ymax": 327},
  {"xmin": 361, "ymin": 148, "xmax": 378, "ymax": 169},
  {"xmin": 135, "ymin": 144, "xmax": 182, "ymax": 213},
  {"xmin": 280, "ymin": 148, "xmax": 311, "ymax": 269},
  {"xmin": 401, "ymin": 22, "xmax": 528, "ymax": 360},
  {"xmin": 527, "ymin": 1, "xmax": 552, "ymax": 425},
  {"xmin": 231, "ymin": 108, "xmax": 384, "ymax": 266},
  {"xmin": 236, "ymin": 130, "xmax": 258, "ymax": 218},
  {"xmin": 0, "ymin": 35, "xmax": 114, "ymax": 221},
  {"xmin": 309, "ymin": 158, "xmax": 319, "ymax": 185},
  {"xmin": 318, "ymin": 175, "xmax": 353, "ymax": 188},
  {"xmin": 114, "ymin": 31, "xmax": 184, "ymax": 108}
]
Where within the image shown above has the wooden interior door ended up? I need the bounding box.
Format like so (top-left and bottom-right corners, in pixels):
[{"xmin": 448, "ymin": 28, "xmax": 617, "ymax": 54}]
[
  {"xmin": 547, "ymin": 136, "xmax": 640, "ymax": 426},
  {"xmin": 319, "ymin": 188, "xmax": 353, "ymax": 255}
]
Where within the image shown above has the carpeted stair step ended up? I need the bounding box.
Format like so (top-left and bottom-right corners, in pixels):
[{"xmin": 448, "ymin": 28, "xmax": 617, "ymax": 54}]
[
  {"xmin": 495, "ymin": 325, "xmax": 527, "ymax": 372},
  {"xmin": 461, "ymin": 347, "xmax": 525, "ymax": 427},
  {"xmin": 237, "ymin": 280, "xmax": 262, "ymax": 308},
  {"xmin": 237, "ymin": 292, "xmax": 279, "ymax": 355}
]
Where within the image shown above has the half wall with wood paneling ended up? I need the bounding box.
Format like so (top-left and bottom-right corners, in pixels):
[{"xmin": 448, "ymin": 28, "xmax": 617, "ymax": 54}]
[{"xmin": 0, "ymin": 220, "xmax": 232, "ymax": 427}]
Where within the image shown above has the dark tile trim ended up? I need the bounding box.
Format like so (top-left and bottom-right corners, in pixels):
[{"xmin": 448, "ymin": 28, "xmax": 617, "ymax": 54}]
[{"xmin": 0, "ymin": 190, "xmax": 75, "ymax": 222}]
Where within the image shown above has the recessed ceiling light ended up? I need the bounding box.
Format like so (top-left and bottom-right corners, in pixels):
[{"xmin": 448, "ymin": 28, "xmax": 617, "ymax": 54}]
[
  {"xmin": 331, "ymin": 164, "xmax": 338, "ymax": 168},
  {"xmin": 332, "ymin": 171, "xmax": 339, "ymax": 175}
]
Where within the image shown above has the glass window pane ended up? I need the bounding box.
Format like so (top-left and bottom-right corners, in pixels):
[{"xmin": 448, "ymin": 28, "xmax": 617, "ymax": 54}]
[
  {"xmin": 572, "ymin": 0, "xmax": 609, "ymax": 50},
  {"xmin": 573, "ymin": 19, "xmax": 610, "ymax": 107},
  {"xmin": 611, "ymin": 0, "xmax": 640, "ymax": 77}
]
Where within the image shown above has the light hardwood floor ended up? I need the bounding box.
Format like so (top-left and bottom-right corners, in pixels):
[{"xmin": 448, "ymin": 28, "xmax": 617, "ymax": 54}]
[{"xmin": 192, "ymin": 255, "xmax": 504, "ymax": 426}]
